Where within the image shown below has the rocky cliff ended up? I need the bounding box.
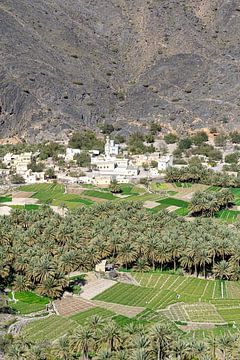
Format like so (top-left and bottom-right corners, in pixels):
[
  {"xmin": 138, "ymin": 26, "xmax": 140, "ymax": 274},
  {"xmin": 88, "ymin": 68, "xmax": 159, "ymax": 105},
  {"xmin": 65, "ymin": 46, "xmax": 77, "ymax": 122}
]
[{"xmin": 0, "ymin": 0, "xmax": 240, "ymax": 140}]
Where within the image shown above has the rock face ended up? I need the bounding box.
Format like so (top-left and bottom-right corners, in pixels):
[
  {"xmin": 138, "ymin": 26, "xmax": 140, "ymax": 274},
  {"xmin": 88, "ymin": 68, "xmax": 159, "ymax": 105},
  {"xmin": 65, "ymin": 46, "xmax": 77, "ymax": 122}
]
[{"xmin": 0, "ymin": 0, "xmax": 240, "ymax": 140}]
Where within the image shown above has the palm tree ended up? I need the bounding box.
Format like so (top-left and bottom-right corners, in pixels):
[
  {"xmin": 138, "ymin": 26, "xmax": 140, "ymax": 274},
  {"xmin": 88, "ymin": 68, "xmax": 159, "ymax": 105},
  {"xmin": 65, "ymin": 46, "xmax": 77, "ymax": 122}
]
[
  {"xmin": 52, "ymin": 336, "xmax": 72, "ymax": 360},
  {"xmin": 206, "ymin": 334, "xmax": 218, "ymax": 360},
  {"xmin": 169, "ymin": 338, "xmax": 191, "ymax": 360},
  {"xmin": 149, "ymin": 323, "xmax": 173, "ymax": 360},
  {"xmin": 93, "ymin": 349, "xmax": 113, "ymax": 360},
  {"xmin": 217, "ymin": 334, "xmax": 237, "ymax": 360},
  {"xmin": 129, "ymin": 348, "xmax": 153, "ymax": 360},
  {"xmin": 197, "ymin": 248, "xmax": 211, "ymax": 278},
  {"xmin": 144, "ymin": 236, "xmax": 160, "ymax": 271},
  {"xmin": 133, "ymin": 258, "xmax": 150, "ymax": 272},
  {"xmin": 70, "ymin": 326, "xmax": 94, "ymax": 360},
  {"xmin": 37, "ymin": 273, "xmax": 67, "ymax": 298},
  {"xmin": 157, "ymin": 242, "xmax": 171, "ymax": 272},
  {"xmin": 213, "ymin": 260, "xmax": 230, "ymax": 280},
  {"xmin": 116, "ymin": 243, "xmax": 137, "ymax": 269},
  {"xmin": 100, "ymin": 320, "xmax": 122, "ymax": 352},
  {"xmin": 13, "ymin": 274, "xmax": 31, "ymax": 292}
]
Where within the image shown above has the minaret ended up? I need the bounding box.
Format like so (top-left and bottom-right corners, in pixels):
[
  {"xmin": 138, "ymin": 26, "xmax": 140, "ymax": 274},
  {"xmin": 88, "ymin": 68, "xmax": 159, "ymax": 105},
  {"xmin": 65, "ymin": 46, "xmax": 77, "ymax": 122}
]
[{"xmin": 105, "ymin": 136, "xmax": 111, "ymax": 157}]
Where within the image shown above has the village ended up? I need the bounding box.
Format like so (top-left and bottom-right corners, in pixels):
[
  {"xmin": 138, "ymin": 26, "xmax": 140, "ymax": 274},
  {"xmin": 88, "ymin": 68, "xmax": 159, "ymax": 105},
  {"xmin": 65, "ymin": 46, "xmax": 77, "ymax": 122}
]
[{"xmin": 0, "ymin": 128, "xmax": 239, "ymax": 189}]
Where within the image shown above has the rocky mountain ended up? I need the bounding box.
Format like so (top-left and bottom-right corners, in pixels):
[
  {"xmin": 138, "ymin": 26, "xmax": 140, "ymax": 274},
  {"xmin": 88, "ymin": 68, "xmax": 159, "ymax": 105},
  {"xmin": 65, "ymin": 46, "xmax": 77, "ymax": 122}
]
[{"xmin": 0, "ymin": 0, "xmax": 240, "ymax": 140}]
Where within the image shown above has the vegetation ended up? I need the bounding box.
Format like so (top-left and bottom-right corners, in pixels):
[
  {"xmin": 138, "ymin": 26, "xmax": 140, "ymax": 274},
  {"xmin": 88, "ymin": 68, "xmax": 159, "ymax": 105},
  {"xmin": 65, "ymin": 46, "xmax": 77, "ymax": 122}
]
[
  {"xmin": 190, "ymin": 189, "xmax": 234, "ymax": 217},
  {"xmin": 10, "ymin": 174, "xmax": 25, "ymax": 184},
  {"xmin": 28, "ymin": 159, "xmax": 45, "ymax": 172},
  {"xmin": 2, "ymin": 202, "xmax": 240, "ymax": 303},
  {"xmin": 128, "ymin": 133, "xmax": 155, "ymax": 154},
  {"xmin": 165, "ymin": 164, "xmax": 240, "ymax": 187},
  {"xmin": 69, "ymin": 131, "xmax": 105, "ymax": 151},
  {"xmin": 74, "ymin": 152, "xmax": 91, "ymax": 167},
  {"xmin": 164, "ymin": 133, "xmax": 178, "ymax": 144},
  {"xmin": 39, "ymin": 142, "xmax": 65, "ymax": 161}
]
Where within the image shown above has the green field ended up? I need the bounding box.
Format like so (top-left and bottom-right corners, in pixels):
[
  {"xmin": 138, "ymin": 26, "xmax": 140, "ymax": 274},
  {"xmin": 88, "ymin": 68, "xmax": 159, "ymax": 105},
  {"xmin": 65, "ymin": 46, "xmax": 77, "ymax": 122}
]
[
  {"xmin": 8, "ymin": 291, "xmax": 49, "ymax": 314},
  {"xmin": 82, "ymin": 190, "xmax": 117, "ymax": 200},
  {"xmin": 19, "ymin": 183, "xmax": 64, "ymax": 203},
  {"xmin": 175, "ymin": 207, "xmax": 189, "ymax": 216},
  {"xmin": 21, "ymin": 273, "xmax": 240, "ymax": 342},
  {"xmin": 215, "ymin": 209, "xmax": 240, "ymax": 223},
  {"xmin": 0, "ymin": 196, "xmax": 12, "ymax": 202},
  {"xmin": 173, "ymin": 183, "xmax": 192, "ymax": 188},
  {"xmin": 22, "ymin": 315, "xmax": 77, "ymax": 342},
  {"xmin": 94, "ymin": 273, "xmax": 240, "ymax": 327},
  {"xmin": 207, "ymin": 186, "xmax": 222, "ymax": 192},
  {"xmin": 70, "ymin": 307, "xmax": 114, "ymax": 324},
  {"xmin": 158, "ymin": 197, "xmax": 189, "ymax": 208}
]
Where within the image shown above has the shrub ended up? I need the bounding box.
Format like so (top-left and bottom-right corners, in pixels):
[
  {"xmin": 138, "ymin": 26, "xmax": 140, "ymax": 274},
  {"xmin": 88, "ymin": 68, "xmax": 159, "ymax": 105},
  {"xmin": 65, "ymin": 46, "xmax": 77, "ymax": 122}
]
[
  {"xmin": 164, "ymin": 133, "xmax": 178, "ymax": 144},
  {"xmin": 69, "ymin": 131, "xmax": 104, "ymax": 151},
  {"xmin": 225, "ymin": 152, "xmax": 239, "ymax": 164},
  {"xmin": 11, "ymin": 174, "xmax": 25, "ymax": 184}
]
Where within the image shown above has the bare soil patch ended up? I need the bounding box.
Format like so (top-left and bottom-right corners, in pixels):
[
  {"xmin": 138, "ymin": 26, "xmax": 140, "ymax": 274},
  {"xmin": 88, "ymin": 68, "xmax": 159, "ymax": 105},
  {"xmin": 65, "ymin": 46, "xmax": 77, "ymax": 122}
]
[
  {"xmin": 180, "ymin": 323, "xmax": 215, "ymax": 331},
  {"xmin": 81, "ymin": 278, "xmax": 116, "ymax": 300},
  {"xmin": 94, "ymin": 300, "xmax": 144, "ymax": 318},
  {"xmin": 143, "ymin": 201, "xmax": 160, "ymax": 209},
  {"xmin": 12, "ymin": 191, "xmax": 35, "ymax": 198},
  {"xmin": 53, "ymin": 296, "xmax": 95, "ymax": 317},
  {"xmin": 0, "ymin": 206, "xmax": 12, "ymax": 215}
]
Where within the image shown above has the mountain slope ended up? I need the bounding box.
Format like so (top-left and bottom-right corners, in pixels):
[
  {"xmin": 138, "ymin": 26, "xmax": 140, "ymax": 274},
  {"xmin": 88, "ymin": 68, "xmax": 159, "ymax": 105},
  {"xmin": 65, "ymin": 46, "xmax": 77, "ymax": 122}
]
[{"xmin": 0, "ymin": 0, "xmax": 240, "ymax": 140}]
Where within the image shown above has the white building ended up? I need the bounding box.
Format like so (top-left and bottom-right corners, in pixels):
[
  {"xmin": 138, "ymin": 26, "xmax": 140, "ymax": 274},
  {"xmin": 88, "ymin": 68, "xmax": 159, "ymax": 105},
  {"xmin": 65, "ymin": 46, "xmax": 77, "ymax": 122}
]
[
  {"xmin": 65, "ymin": 148, "xmax": 81, "ymax": 162},
  {"xmin": 158, "ymin": 155, "xmax": 173, "ymax": 171},
  {"xmin": 3, "ymin": 152, "xmax": 32, "ymax": 168},
  {"xmin": 23, "ymin": 170, "xmax": 45, "ymax": 183},
  {"xmin": 105, "ymin": 137, "xmax": 119, "ymax": 157}
]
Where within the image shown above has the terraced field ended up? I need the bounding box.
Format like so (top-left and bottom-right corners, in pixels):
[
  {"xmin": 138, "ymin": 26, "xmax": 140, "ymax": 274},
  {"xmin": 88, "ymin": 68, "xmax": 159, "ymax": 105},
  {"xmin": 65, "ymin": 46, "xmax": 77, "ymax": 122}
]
[
  {"xmin": 19, "ymin": 183, "xmax": 64, "ymax": 203},
  {"xmin": 95, "ymin": 273, "xmax": 240, "ymax": 327},
  {"xmin": 8, "ymin": 291, "xmax": 49, "ymax": 314},
  {"xmin": 21, "ymin": 272, "xmax": 240, "ymax": 342}
]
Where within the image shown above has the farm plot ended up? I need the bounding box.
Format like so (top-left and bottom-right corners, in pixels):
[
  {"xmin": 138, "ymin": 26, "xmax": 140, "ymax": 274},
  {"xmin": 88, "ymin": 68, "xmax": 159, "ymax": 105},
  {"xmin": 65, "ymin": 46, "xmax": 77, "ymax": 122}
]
[
  {"xmin": 132, "ymin": 273, "xmax": 231, "ymax": 300},
  {"xmin": 52, "ymin": 194, "xmax": 95, "ymax": 209},
  {"xmin": 53, "ymin": 296, "xmax": 95, "ymax": 317},
  {"xmin": 8, "ymin": 291, "xmax": 49, "ymax": 314},
  {"xmin": 0, "ymin": 196, "xmax": 12, "ymax": 202},
  {"xmin": 158, "ymin": 198, "xmax": 189, "ymax": 208},
  {"xmin": 93, "ymin": 300, "xmax": 144, "ymax": 318},
  {"xmin": 215, "ymin": 209, "xmax": 240, "ymax": 223},
  {"xmin": 94, "ymin": 283, "xmax": 156, "ymax": 307},
  {"xmin": 82, "ymin": 190, "xmax": 117, "ymax": 200},
  {"xmin": 217, "ymin": 307, "xmax": 240, "ymax": 325},
  {"xmin": 19, "ymin": 183, "xmax": 64, "ymax": 203},
  {"xmin": 173, "ymin": 183, "xmax": 192, "ymax": 188},
  {"xmin": 70, "ymin": 307, "xmax": 114, "ymax": 324},
  {"xmin": 160, "ymin": 303, "xmax": 225, "ymax": 324},
  {"xmin": 207, "ymin": 186, "xmax": 222, "ymax": 192},
  {"xmin": 22, "ymin": 315, "xmax": 78, "ymax": 342}
]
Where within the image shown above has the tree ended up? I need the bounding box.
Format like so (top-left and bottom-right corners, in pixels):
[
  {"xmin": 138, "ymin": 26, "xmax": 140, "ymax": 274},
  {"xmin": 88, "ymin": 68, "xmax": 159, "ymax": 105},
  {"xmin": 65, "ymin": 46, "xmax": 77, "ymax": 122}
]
[
  {"xmin": 149, "ymin": 323, "xmax": 173, "ymax": 360},
  {"xmin": 69, "ymin": 131, "xmax": 104, "ymax": 151},
  {"xmin": 74, "ymin": 152, "xmax": 91, "ymax": 167},
  {"xmin": 150, "ymin": 121, "xmax": 162, "ymax": 135},
  {"xmin": 178, "ymin": 138, "xmax": 192, "ymax": 150},
  {"xmin": 100, "ymin": 320, "xmax": 122, "ymax": 352},
  {"xmin": 44, "ymin": 167, "xmax": 56, "ymax": 179},
  {"xmin": 213, "ymin": 260, "xmax": 230, "ymax": 280},
  {"xmin": 70, "ymin": 326, "xmax": 94, "ymax": 360},
  {"xmin": 110, "ymin": 180, "xmax": 122, "ymax": 194},
  {"xmin": 100, "ymin": 123, "xmax": 114, "ymax": 135},
  {"xmin": 191, "ymin": 131, "xmax": 208, "ymax": 145},
  {"xmin": 225, "ymin": 152, "xmax": 239, "ymax": 164},
  {"xmin": 164, "ymin": 133, "xmax": 178, "ymax": 144},
  {"xmin": 214, "ymin": 134, "xmax": 227, "ymax": 147},
  {"xmin": 28, "ymin": 160, "xmax": 45, "ymax": 172},
  {"xmin": 10, "ymin": 174, "xmax": 25, "ymax": 184}
]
